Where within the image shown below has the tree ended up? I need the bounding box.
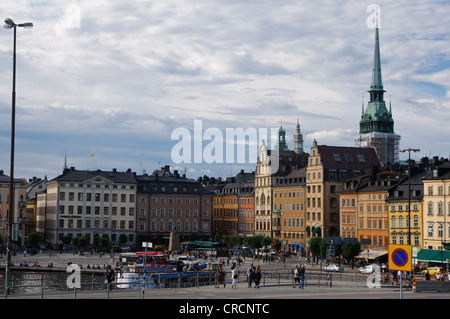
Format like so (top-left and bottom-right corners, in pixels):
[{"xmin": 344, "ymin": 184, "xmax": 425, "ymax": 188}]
[
  {"xmin": 78, "ymin": 236, "xmax": 89, "ymax": 248},
  {"xmin": 341, "ymin": 243, "xmax": 362, "ymax": 262},
  {"xmin": 308, "ymin": 237, "xmax": 326, "ymax": 258},
  {"xmin": 26, "ymin": 232, "xmax": 40, "ymax": 248}
]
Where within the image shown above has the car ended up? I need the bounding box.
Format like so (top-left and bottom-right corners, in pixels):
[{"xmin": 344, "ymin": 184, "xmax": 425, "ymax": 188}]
[
  {"xmin": 323, "ymin": 264, "xmax": 343, "ymax": 272},
  {"xmin": 422, "ymin": 267, "xmax": 446, "ymax": 276},
  {"xmin": 359, "ymin": 265, "xmax": 379, "ymax": 274}
]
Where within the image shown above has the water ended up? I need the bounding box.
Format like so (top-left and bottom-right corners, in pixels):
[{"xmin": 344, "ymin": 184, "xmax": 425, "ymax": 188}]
[{"xmin": 0, "ymin": 271, "xmax": 105, "ymax": 295}]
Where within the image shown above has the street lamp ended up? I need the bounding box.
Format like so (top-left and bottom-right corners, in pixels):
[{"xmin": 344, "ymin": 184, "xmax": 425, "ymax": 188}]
[
  {"xmin": 399, "ymin": 148, "xmax": 420, "ymax": 246},
  {"xmin": 3, "ymin": 17, "xmax": 33, "ymax": 297}
]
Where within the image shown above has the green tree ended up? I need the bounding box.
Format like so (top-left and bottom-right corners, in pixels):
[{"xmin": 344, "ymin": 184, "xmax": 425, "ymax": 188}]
[
  {"xmin": 71, "ymin": 237, "xmax": 79, "ymax": 247},
  {"xmin": 26, "ymin": 232, "xmax": 40, "ymax": 247},
  {"xmin": 341, "ymin": 243, "xmax": 362, "ymax": 261},
  {"xmin": 308, "ymin": 237, "xmax": 326, "ymax": 257},
  {"xmin": 78, "ymin": 236, "xmax": 89, "ymax": 248}
]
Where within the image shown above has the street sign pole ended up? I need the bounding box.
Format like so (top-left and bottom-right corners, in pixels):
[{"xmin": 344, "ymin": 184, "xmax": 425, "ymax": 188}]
[
  {"xmin": 142, "ymin": 242, "xmax": 152, "ymax": 299},
  {"xmin": 388, "ymin": 244, "xmax": 412, "ymax": 299}
]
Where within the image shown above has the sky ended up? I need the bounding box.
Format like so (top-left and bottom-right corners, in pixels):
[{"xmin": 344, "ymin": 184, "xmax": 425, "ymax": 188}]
[{"xmin": 0, "ymin": 0, "xmax": 449, "ymax": 182}]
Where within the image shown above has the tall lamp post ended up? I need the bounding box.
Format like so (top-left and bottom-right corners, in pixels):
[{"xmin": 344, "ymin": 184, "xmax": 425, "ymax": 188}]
[
  {"xmin": 3, "ymin": 17, "xmax": 33, "ymax": 296},
  {"xmin": 399, "ymin": 148, "xmax": 420, "ymax": 246}
]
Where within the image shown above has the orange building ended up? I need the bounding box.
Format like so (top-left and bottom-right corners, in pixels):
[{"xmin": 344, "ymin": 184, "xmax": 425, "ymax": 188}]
[
  {"xmin": 272, "ymin": 168, "xmax": 307, "ymax": 253},
  {"xmin": 356, "ymin": 177, "xmax": 399, "ymax": 249}
]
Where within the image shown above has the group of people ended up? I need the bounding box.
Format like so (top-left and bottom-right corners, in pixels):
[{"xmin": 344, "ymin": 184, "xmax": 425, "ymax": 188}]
[
  {"xmin": 247, "ymin": 264, "xmax": 262, "ymax": 288},
  {"xmin": 293, "ymin": 264, "xmax": 306, "ymax": 289}
]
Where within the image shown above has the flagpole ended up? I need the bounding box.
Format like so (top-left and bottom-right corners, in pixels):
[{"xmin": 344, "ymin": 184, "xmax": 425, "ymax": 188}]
[{"xmin": 91, "ymin": 153, "xmax": 95, "ymax": 170}]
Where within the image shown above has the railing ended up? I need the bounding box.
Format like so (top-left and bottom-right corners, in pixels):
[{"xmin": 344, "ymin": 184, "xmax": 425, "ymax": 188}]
[{"xmin": 0, "ymin": 269, "xmax": 370, "ymax": 299}]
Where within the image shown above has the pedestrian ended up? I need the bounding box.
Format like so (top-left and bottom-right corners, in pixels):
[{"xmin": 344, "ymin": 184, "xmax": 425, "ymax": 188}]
[
  {"xmin": 299, "ymin": 265, "xmax": 305, "ymax": 289},
  {"xmin": 247, "ymin": 264, "xmax": 255, "ymax": 288},
  {"xmin": 216, "ymin": 264, "xmax": 226, "ymax": 288},
  {"xmin": 231, "ymin": 264, "xmax": 237, "ymax": 289},
  {"xmin": 293, "ymin": 265, "xmax": 300, "ymax": 288},
  {"xmin": 105, "ymin": 265, "xmax": 115, "ymax": 290},
  {"xmin": 254, "ymin": 265, "xmax": 262, "ymax": 288}
]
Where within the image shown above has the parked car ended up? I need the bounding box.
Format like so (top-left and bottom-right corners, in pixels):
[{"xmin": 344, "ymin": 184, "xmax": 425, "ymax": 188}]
[
  {"xmin": 323, "ymin": 264, "xmax": 343, "ymax": 272},
  {"xmin": 422, "ymin": 267, "xmax": 446, "ymax": 276}
]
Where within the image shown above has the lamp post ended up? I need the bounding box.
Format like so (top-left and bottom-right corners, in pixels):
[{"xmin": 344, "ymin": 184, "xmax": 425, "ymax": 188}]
[
  {"xmin": 399, "ymin": 148, "xmax": 420, "ymax": 246},
  {"xmin": 3, "ymin": 17, "xmax": 33, "ymax": 297}
]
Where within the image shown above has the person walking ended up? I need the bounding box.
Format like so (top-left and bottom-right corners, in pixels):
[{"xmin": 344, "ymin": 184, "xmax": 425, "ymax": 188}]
[
  {"xmin": 231, "ymin": 264, "xmax": 237, "ymax": 289},
  {"xmin": 216, "ymin": 264, "xmax": 226, "ymax": 288},
  {"xmin": 247, "ymin": 264, "xmax": 255, "ymax": 288},
  {"xmin": 254, "ymin": 265, "xmax": 262, "ymax": 288},
  {"xmin": 105, "ymin": 265, "xmax": 115, "ymax": 290},
  {"xmin": 293, "ymin": 265, "xmax": 300, "ymax": 288},
  {"xmin": 299, "ymin": 265, "xmax": 305, "ymax": 289}
]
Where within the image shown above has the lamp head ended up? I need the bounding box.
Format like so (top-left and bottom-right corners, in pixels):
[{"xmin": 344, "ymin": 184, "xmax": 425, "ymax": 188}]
[
  {"xmin": 3, "ymin": 18, "xmax": 15, "ymax": 29},
  {"xmin": 19, "ymin": 22, "xmax": 33, "ymax": 29}
]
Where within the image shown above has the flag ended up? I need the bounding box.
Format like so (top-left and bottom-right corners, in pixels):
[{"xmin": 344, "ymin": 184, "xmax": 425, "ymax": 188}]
[{"xmin": 90, "ymin": 153, "xmax": 95, "ymax": 158}]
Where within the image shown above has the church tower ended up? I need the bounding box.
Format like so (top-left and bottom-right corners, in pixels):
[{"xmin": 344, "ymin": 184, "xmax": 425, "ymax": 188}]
[
  {"xmin": 293, "ymin": 118, "xmax": 304, "ymax": 154},
  {"xmin": 275, "ymin": 125, "xmax": 289, "ymax": 151},
  {"xmin": 354, "ymin": 25, "xmax": 400, "ymax": 165}
]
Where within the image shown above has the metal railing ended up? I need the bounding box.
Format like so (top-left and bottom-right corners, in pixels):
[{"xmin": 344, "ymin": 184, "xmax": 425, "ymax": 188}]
[{"xmin": 0, "ymin": 269, "xmax": 370, "ymax": 299}]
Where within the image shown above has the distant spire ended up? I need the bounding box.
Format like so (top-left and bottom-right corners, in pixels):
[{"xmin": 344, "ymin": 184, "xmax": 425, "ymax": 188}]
[
  {"xmin": 370, "ymin": 24, "xmax": 383, "ymax": 92},
  {"xmin": 63, "ymin": 150, "xmax": 68, "ymax": 170},
  {"xmin": 293, "ymin": 118, "xmax": 303, "ymax": 154}
]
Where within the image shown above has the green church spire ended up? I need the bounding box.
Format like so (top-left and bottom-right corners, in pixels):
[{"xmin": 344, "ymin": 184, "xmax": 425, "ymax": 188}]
[
  {"xmin": 370, "ymin": 26, "xmax": 384, "ymax": 96},
  {"xmin": 276, "ymin": 125, "xmax": 289, "ymax": 151},
  {"xmin": 359, "ymin": 25, "xmax": 393, "ymax": 135}
]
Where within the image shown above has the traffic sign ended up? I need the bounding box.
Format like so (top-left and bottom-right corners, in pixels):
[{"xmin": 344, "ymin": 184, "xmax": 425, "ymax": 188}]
[{"xmin": 388, "ymin": 244, "xmax": 412, "ymax": 272}]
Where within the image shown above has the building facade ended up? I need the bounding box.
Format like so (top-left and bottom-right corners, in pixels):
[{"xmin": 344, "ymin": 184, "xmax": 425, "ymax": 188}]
[
  {"xmin": 36, "ymin": 167, "xmax": 137, "ymax": 248},
  {"xmin": 422, "ymin": 166, "xmax": 450, "ymax": 250},
  {"xmin": 0, "ymin": 170, "xmax": 27, "ymax": 246},
  {"xmin": 386, "ymin": 170, "xmax": 427, "ymax": 248},
  {"xmin": 356, "ymin": 177, "xmax": 398, "ymax": 249},
  {"xmin": 272, "ymin": 168, "xmax": 307, "ymax": 253},
  {"xmin": 136, "ymin": 166, "xmax": 212, "ymax": 243},
  {"xmin": 255, "ymin": 125, "xmax": 309, "ymax": 238},
  {"xmin": 305, "ymin": 140, "xmax": 381, "ymax": 245}
]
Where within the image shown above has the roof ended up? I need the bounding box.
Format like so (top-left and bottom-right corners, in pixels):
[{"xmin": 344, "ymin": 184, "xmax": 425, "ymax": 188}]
[
  {"xmin": 51, "ymin": 167, "xmax": 137, "ymax": 184},
  {"xmin": 317, "ymin": 145, "xmax": 381, "ymax": 172}
]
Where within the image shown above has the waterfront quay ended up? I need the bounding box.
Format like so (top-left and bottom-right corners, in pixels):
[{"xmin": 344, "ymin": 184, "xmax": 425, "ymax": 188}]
[{"xmin": 0, "ymin": 249, "xmax": 448, "ymax": 300}]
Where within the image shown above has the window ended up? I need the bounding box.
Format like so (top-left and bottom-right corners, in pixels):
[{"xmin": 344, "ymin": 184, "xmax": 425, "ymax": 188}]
[
  {"xmin": 333, "ymin": 153, "xmax": 342, "ymax": 162},
  {"xmin": 345, "ymin": 154, "xmax": 353, "ymax": 162},
  {"xmin": 428, "ymin": 223, "xmax": 434, "ymax": 237},
  {"xmin": 357, "ymin": 154, "xmax": 365, "ymax": 162}
]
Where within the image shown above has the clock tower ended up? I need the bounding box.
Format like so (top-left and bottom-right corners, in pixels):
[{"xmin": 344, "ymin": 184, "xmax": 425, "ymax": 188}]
[{"xmin": 354, "ymin": 25, "xmax": 400, "ymax": 165}]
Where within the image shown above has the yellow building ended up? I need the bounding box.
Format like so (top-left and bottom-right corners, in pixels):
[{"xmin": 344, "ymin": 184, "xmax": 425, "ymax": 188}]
[
  {"xmin": 386, "ymin": 170, "xmax": 427, "ymax": 249},
  {"xmin": 272, "ymin": 168, "xmax": 306, "ymax": 252},
  {"xmin": 212, "ymin": 184, "xmax": 239, "ymax": 237},
  {"xmin": 0, "ymin": 170, "xmax": 27, "ymax": 246},
  {"xmin": 305, "ymin": 140, "xmax": 381, "ymax": 245},
  {"xmin": 422, "ymin": 167, "xmax": 450, "ymax": 250}
]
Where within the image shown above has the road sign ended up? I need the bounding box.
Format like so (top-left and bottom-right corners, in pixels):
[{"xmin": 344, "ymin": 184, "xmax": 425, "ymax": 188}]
[
  {"xmin": 388, "ymin": 244, "xmax": 412, "ymax": 272},
  {"xmin": 326, "ymin": 246, "xmax": 335, "ymax": 258}
]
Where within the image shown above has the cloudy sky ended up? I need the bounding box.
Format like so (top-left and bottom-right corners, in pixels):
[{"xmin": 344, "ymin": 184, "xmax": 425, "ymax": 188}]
[{"xmin": 0, "ymin": 0, "xmax": 449, "ymax": 181}]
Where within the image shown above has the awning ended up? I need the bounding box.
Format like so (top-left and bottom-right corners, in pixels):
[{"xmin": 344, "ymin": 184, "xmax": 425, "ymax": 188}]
[
  {"xmin": 417, "ymin": 249, "xmax": 450, "ymax": 263},
  {"xmin": 356, "ymin": 248, "xmax": 388, "ymax": 260},
  {"xmin": 186, "ymin": 241, "xmax": 218, "ymax": 247}
]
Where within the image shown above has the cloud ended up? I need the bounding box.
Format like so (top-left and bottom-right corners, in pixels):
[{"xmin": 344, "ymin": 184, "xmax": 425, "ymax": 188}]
[{"xmin": 0, "ymin": 0, "xmax": 449, "ymax": 179}]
